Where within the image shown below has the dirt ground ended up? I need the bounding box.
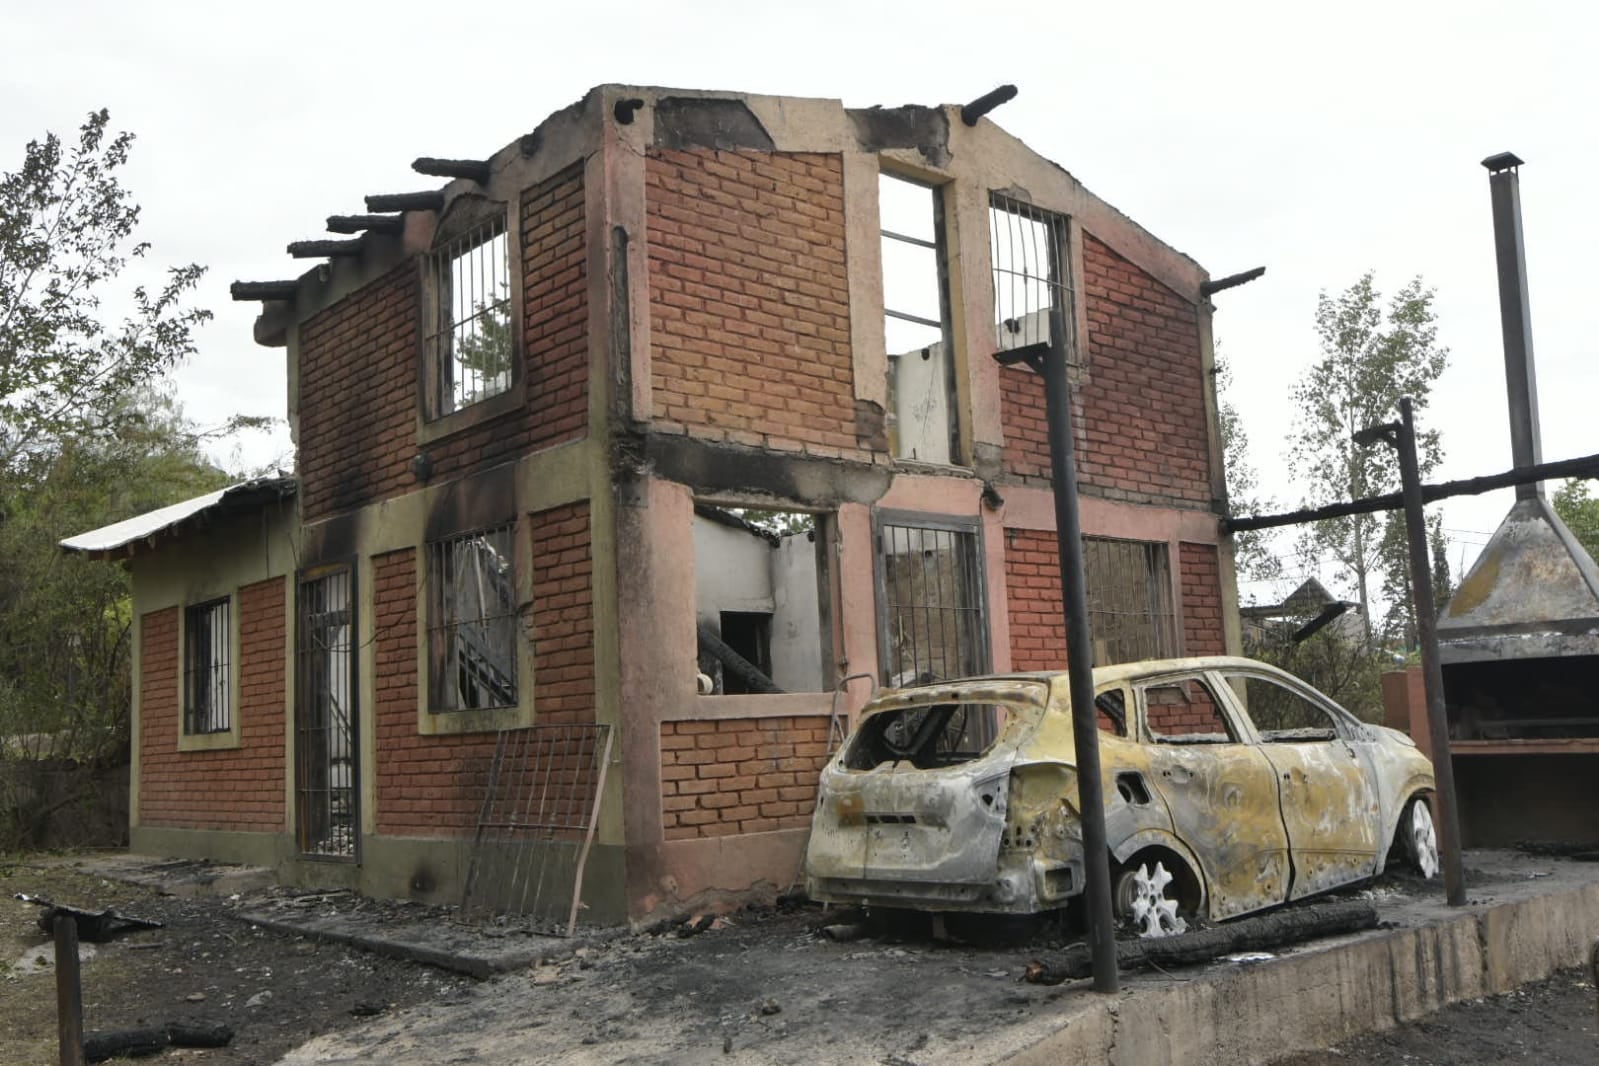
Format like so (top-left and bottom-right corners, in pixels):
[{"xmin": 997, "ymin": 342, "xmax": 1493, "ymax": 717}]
[
  {"xmin": 1, "ymin": 858, "xmax": 473, "ymax": 1066},
  {"xmin": 1273, "ymin": 967, "xmax": 1597, "ymax": 1065},
  {"xmin": 6, "ymin": 852, "xmax": 1597, "ymax": 1065}
]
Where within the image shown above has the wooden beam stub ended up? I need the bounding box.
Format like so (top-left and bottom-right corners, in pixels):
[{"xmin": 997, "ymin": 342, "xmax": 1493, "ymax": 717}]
[
  {"xmin": 365, "ymin": 190, "xmax": 445, "ymax": 213},
  {"xmin": 326, "ymin": 213, "xmax": 403, "ymax": 235},
  {"xmin": 287, "ymin": 239, "xmax": 364, "ymax": 259},
  {"xmin": 412, "ymin": 157, "xmax": 491, "ymax": 183},
  {"xmin": 230, "ymin": 280, "xmax": 299, "ymax": 302}
]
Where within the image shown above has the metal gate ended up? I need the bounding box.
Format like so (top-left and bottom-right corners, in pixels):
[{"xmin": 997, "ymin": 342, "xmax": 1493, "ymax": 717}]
[{"xmin": 296, "ymin": 566, "xmax": 358, "ymax": 859}]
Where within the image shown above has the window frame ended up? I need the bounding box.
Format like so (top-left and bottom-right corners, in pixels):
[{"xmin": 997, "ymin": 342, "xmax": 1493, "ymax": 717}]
[
  {"xmin": 988, "ymin": 193, "xmax": 1075, "ymax": 361},
  {"xmin": 418, "ymin": 201, "xmax": 524, "ymax": 437},
  {"xmin": 425, "ymin": 521, "xmax": 522, "ymax": 719},
  {"xmin": 1082, "ymin": 536, "xmax": 1180, "ymax": 666},
  {"xmin": 295, "ymin": 562, "xmax": 360, "ymax": 862},
  {"xmin": 985, "ymin": 191, "xmax": 1092, "ymax": 388},
  {"xmin": 878, "ymin": 169, "xmax": 962, "ymax": 466},
  {"xmin": 691, "ymin": 504, "xmax": 838, "ymax": 699},
  {"xmin": 872, "ymin": 510, "xmax": 991, "ymax": 688},
  {"xmin": 177, "ymin": 593, "xmax": 241, "ymax": 752}
]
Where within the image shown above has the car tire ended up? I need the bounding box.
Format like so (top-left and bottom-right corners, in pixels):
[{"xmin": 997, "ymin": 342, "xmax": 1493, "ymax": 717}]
[{"xmin": 1397, "ymin": 795, "xmax": 1441, "ymax": 879}]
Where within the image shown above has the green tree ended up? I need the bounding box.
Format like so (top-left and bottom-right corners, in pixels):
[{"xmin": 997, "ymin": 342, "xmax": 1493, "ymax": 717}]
[
  {"xmin": 1287, "ymin": 272, "xmax": 1449, "ymax": 646},
  {"xmin": 1216, "ymin": 353, "xmax": 1282, "ymax": 590},
  {"xmin": 1552, "ymin": 479, "xmax": 1599, "ymax": 560},
  {"xmin": 0, "ymin": 390, "xmax": 232, "ymax": 763},
  {"xmin": 1375, "ymin": 510, "xmax": 1452, "ymax": 653},
  {"xmin": 1, "ymin": 109, "xmax": 210, "ymax": 473}
]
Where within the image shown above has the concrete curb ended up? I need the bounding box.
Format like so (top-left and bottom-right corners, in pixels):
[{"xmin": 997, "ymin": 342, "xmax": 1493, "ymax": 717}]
[{"xmin": 1002, "ymin": 879, "xmax": 1599, "ymax": 1064}]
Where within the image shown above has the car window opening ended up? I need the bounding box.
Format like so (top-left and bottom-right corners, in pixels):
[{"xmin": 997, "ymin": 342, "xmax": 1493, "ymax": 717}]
[
  {"xmin": 1144, "ymin": 678, "xmax": 1234, "ymax": 745},
  {"xmin": 1229, "ymin": 674, "xmax": 1339, "ymax": 743},
  {"xmin": 1094, "ymin": 689, "xmax": 1129, "ymax": 736},
  {"xmin": 844, "ymin": 703, "xmax": 1010, "ymax": 770}
]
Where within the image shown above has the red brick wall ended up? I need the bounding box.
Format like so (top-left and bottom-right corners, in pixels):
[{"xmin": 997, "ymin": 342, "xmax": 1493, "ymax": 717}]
[
  {"xmin": 139, "ymin": 579, "xmax": 286, "ymax": 831},
  {"xmin": 1180, "ymin": 541, "xmax": 1226, "ymax": 655},
  {"xmin": 373, "ymin": 503, "xmax": 597, "ymax": 837},
  {"xmin": 372, "ymin": 548, "xmax": 493, "ymax": 836},
  {"xmin": 297, "ymin": 266, "xmax": 418, "ymax": 521},
  {"xmin": 1005, "ymin": 528, "xmax": 1066, "ymax": 672},
  {"xmin": 659, "ymin": 716, "xmax": 827, "ymax": 840},
  {"xmin": 296, "ymin": 168, "xmax": 587, "ymax": 523},
  {"xmin": 645, "ymin": 149, "xmax": 863, "ymax": 457},
  {"xmin": 1001, "ymin": 235, "xmax": 1211, "ymax": 507},
  {"xmin": 529, "ymin": 502, "xmax": 594, "ymax": 725}
]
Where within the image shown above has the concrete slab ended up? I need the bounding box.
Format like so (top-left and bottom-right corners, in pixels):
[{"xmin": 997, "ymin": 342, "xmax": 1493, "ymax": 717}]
[
  {"xmin": 53, "ymin": 853, "xmax": 276, "ymax": 898},
  {"xmin": 234, "ymin": 902, "xmax": 596, "ymax": 980},
  {"xmin": 270, "ymin": 851, "xmax": 1599, "ymax": 1065}
]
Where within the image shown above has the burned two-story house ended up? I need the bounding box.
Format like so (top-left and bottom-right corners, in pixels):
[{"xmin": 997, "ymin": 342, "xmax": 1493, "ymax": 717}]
[{"xmin": 64, "ymin": 86, "xmax": 1241, "ymax": 925}]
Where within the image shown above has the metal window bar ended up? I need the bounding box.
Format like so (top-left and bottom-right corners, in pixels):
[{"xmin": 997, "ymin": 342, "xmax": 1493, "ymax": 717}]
[
  {"xmin": 990, "ymin": 194, "xmax": 1074, "ymax": 360},
  {"xmin": 880, "ymin": 524, "xmax": 987, "ymax": 686},
  {"xmin": 296, "ymin": 569, "xmax": 357, "ymax": 859},
  {"xmin": 428, "ymin": 524, "xmax": 519, "ymax": 712},
  {"xmin": 1083, "ymin": 538, "xmax": 1177, "ymax": 666},
  {"xmin": 183, "ymin": 599, "xmax": 231, "ymax": 735},
  {"xmin": 459, "ymin": 723, "xmax": 615, "ymax": 936},
  {"xmin": 424, "ymin": 217, "xmax": 512, "ymax": 418}
]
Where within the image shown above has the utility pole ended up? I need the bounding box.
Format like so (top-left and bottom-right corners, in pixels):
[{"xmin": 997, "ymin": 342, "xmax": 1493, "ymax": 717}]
[
  {"xmin": 1354, "ymin": 398, "xmax": 1467, "ymax": 906},
  {"xmin": 996, "ymin": 303, "xmax": 1119, "ymax": 993}
]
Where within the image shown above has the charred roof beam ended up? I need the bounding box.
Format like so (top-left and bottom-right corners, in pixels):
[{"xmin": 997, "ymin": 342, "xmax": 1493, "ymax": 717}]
[
  {"xmin": 287, "ymin": 239, "xmax": 364, "ymax": 258},
  {"xmin": 326, "ymin": 213, "xmax": 403, "ymax": 235},
  {"xmin": 412, "ymin": 157, "xmax": 491, "ymax": 183},
  {"xmin": 1200, "ymin": 267, "xmax": 1266, "ymax": 297},
  {"xmin": 229, "ymin": 280, "xmax": 299, "ymax": 302},
  {"xmin": 364, "ymin": 190, "xmax": 445, "ymax": 213},
  {"xmin": 960, "ymin": 84, "xmax": 1018, "ymax": 126}
]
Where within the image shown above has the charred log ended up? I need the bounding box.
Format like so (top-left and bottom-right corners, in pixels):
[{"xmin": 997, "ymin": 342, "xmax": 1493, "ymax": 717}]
[
  {"xmin": 84, "ymin": 1021, "xmax": 233, "ymax": 1061},
  {"xmin": 1023, "ymin": 901, "xmax": 1378, "ymax": 983},
  {"xmin": 696, "ymin": 622, "xmax": 783, "ymax": 695},
  {"xmin": 84, "ymin": 1028, "xmax": 166, "ymax": 1061}
]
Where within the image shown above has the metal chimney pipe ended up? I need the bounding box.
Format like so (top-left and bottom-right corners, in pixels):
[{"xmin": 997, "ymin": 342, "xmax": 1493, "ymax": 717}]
[{"xmin": 1483, "ymin": 152, "xmax": 1543, "ymax": 500}]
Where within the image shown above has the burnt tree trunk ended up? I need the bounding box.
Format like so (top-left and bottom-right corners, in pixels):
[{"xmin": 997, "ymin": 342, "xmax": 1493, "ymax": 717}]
[{"xmin": 1025, "ymin": 901, "xmax": 1379, "ymax": 983}]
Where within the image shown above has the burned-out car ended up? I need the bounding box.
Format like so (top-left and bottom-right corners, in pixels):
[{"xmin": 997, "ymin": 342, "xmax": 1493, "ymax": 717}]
[{"xmin": 804, "ymin": 657, "xmax": 1438, "ymax": 936}]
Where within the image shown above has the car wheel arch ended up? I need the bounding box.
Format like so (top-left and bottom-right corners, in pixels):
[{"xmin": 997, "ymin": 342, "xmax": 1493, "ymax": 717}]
[
  {"xmin": 1377, "ymin": 779, "xmax": 1437, "ymax": 872},
  {"xmin": 1109, "ymin": 829, "xmax": 1208, "ymax": 917}
]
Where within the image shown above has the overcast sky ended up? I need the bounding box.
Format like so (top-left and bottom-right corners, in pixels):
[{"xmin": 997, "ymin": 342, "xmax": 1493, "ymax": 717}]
[{"xmin": 6, "ymin": 1, "xmax": 1592, "ymax": 604}]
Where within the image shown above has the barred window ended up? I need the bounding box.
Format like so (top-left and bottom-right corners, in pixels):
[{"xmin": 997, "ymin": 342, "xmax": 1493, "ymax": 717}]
[
  {"xmin": 879, "ymin": 520, "xmax": 988, "ymax": 686},
  {"xmin": 990, "ymin": 194, "xmax": 1074, "ymax": 358},
  {"xmin": 184, "ymin": 598, "xmax": 232, "ymax": 735},
  {"xmin": 424, "ymin": 216, "xmax": 513, "ymax": 419},
  {"xmin": 428, "ymin": 524, "xmax": 518, "ymax": 712},
  {"xmin": 1083, "ymin": 537, "xmax": 1177, "ymax": 666}
]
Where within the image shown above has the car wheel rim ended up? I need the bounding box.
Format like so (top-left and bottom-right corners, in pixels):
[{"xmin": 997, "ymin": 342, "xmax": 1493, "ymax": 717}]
[
  {"xmin": 1123, "ymin": 861, "xmax": 1188, "ymax": 939},
  {"xmin": 1411, "ymin": 801, "xmax": 1440, "ymax": 879}
]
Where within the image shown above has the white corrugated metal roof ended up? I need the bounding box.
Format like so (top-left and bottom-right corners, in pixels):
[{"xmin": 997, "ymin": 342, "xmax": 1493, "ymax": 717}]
[{"xmin": 59, "ymin": 477, "xmax": 296, "ymax": 558}]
